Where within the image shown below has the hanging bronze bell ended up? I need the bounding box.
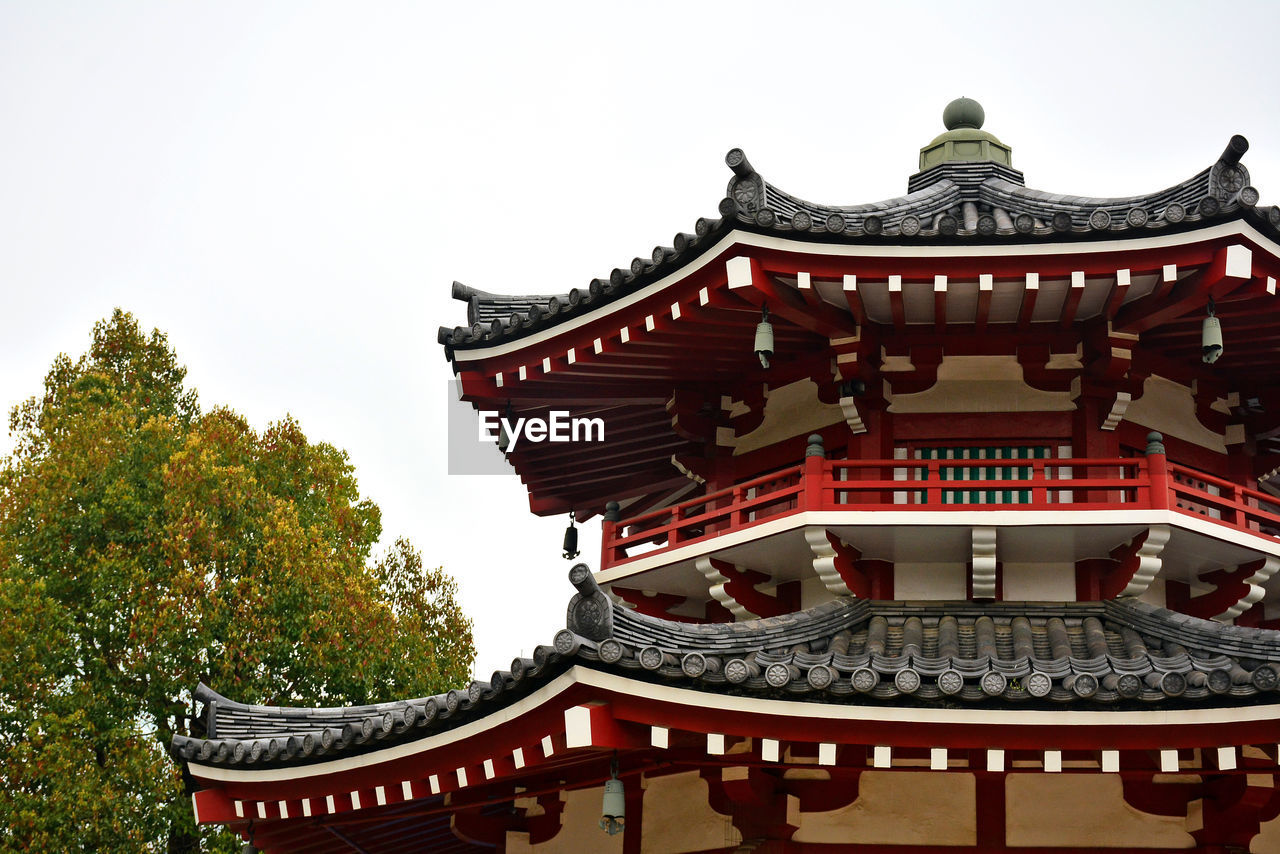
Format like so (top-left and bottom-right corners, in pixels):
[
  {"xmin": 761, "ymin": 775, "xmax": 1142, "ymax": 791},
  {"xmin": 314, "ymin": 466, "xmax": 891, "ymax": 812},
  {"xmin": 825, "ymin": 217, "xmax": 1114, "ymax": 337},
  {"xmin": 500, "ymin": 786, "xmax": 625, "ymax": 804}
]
[{"xmin": 563, "ymin": 512, "xmax": 580, "ymax": 560}]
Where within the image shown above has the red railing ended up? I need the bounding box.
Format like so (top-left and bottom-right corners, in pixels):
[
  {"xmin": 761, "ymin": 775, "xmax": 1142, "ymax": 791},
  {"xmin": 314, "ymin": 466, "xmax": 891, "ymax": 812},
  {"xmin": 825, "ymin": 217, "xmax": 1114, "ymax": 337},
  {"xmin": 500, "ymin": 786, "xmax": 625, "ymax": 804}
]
[
  {"xmin": 601, "ymin": 452, "xmax": 1280, "ymax": 570},
  {"xmin": 1168, "ymin": 462, "xmax": 1280, "ymax": 536}
]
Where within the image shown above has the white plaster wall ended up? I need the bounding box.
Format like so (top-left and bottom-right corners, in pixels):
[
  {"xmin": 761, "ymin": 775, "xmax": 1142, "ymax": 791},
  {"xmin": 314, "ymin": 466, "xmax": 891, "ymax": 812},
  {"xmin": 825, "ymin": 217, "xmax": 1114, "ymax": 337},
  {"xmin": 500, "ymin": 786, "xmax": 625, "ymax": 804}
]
[
  {"xmin": 1002, "ymin": 562, "xmax": 1076, "ymax": 601},
  {"xmin": 1005, "ymin": 774, "xmax": 1194, "ymax": 848},
  {"xmin": 799, "ymin": 574, "xmax": 833, "ymax": 610},
  {"xmin": 1139, "ymin": 575, "xmax": 1167, "ymax": 609},
  {"xmin": 895, "ymin": 562, "xmax": 967, "ymax": 600},
  {"xmin": 792, "ymin": 770, "xmax": 976, "ymax": 845}
]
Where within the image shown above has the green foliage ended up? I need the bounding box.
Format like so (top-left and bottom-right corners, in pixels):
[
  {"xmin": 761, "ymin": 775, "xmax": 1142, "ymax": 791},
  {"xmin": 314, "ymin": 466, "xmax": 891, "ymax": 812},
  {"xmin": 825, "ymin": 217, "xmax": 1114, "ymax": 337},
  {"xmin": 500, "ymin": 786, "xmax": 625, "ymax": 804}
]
[{"xmin": 0, "ymin": 310, "xmax": 476, "ymax": 852}]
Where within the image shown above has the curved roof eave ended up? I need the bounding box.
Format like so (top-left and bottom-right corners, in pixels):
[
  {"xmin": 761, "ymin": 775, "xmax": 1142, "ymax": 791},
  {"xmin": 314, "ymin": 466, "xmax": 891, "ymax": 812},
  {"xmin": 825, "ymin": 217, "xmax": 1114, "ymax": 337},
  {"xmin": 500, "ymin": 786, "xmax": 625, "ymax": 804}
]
[
  {"xmin": 440, "ymin": 137, "xmax": 1279, "ymax": 355},
  {"xmin": 173, "ymin": 594, "xmax": 1280, "ymax": 774}
]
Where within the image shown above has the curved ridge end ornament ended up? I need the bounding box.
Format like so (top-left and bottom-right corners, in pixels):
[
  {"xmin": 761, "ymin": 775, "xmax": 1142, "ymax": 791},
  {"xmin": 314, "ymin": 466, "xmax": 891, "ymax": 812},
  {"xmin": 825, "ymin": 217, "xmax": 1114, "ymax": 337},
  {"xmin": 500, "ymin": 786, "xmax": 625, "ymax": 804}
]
[
  {"xmin": 566, "ymin": 563, "xmax": 613, "ymax": 641},
  {"xmin": 1119, "ymin": 525, "xmax": 1171, "ymax": 598}
]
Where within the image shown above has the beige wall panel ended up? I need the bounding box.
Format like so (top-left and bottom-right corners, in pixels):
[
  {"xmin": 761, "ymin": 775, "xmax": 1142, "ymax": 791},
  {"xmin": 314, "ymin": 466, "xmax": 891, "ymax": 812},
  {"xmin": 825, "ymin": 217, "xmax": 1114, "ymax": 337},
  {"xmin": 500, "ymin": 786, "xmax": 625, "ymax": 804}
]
[
  {"xmin": 1252, "ymin": 813, "xmax": 1280, "ymax": 853},
  {"xmin": 895, "ymin": 562, "xmax": 967, "ymax": 599},
  {"xmin": 887, "ymin": 356, "xmax": 1076, "ymax": 414},
  {"xmin": 792, "ymin": 771, "xmax": 976, "ymax": 846},
  {"xmin": 505, "ymin": 786, "xmax": 623, "ymax": 853},
  {"xmin": 1002, "ymin": 562, "xmax": 1076, "ymax": 601},
  {"xmin": 732, "ymin": 379, "xmax": 844, "ymax": 456},
  {"xmin": 640, "ymin": 771, "xmax": 740, "ymax": 853},
  {"xmin": 1125, "ymin": 374, "xmax": 1227, "ymax": 454},
  {"xmin": 1006, "ymin": 774, "xmax": 1193, "ymax": 848}
]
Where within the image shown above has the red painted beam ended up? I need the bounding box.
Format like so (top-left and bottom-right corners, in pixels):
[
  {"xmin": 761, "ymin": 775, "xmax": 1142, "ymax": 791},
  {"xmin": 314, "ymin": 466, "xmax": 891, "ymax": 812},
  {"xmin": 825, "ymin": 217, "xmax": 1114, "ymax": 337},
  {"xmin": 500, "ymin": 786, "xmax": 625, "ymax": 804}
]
[
  {"xmin": 1102, "ymin": 268, "xmax": 1132, "ymax": 319},
  {"xmin": 975, "ymin": 273, "xmax": 993, "ymax": 333},
  {"xmin": 1016, "ymin": 275, "xmax": 1040, "ymax": 328},
  {"xmin": 1059, "ymin": 271, "xmax": 1087, "ymax": 329},
  {"xmin": 1115, "ymin": 244, "xmax": 1254, "ymax": 333},
  {"xmin": 725, "ymin": 256, "xmax": 857, "ymax": 339}
]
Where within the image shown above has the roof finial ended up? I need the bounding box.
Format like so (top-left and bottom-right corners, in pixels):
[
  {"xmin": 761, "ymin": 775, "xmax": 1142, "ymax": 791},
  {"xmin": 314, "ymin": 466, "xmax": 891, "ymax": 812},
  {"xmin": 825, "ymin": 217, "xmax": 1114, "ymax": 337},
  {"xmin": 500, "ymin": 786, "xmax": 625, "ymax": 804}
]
[
  {"xmin": 916, "ymin": 97, "xmax": 1010, "ymax": 173},
  {"xmin": 943, "ymin": 97, "xmax": 985, "ymax": 131}
]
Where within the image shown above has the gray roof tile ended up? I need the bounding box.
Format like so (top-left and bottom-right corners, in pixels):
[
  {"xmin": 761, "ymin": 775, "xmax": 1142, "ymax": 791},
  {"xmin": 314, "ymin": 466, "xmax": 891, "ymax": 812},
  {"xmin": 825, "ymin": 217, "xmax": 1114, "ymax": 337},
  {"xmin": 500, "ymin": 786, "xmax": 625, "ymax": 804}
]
[{"xmin": 175, "ymin": 583, "xmax": 1280, "ymax": 771}]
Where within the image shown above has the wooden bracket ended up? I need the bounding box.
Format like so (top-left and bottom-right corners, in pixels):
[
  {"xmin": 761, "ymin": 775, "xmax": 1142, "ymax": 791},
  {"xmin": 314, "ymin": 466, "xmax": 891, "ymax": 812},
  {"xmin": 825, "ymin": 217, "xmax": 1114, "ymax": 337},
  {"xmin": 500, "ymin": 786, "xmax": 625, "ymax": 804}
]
[
  {"xmin": 1083, "ymin": 322, "xmax": 1145, "ymax": 431},
  {"xmin": 695, "ymin": 556, "xmax": 786, "ymax": 619},
  {"xmin": 1084, "ymin": 526, "xmax": 1171, "ymax": 599},
  {"xmin": 725, "ymin": 256, "xmax": 858, "ymax": 339},
  {"xmin": 610, "ymin": 587, "xmax": 700, "ymax": 623},
  {"xmin": 670, "ymin": 454, "xmax": 708, "ymax": 484},
  {"xmin": 1184, "ymin": 556, "xmax": 1280, "ymax": 621},
  {"xmin": 803, "ymin": 528, "xmax": 892, "ymax": 599},
  {"xmin": 804, "ymin": 529, "xmax": 861, "ymax": 598},
  {"xmin": 703, "ymin": 766, "xmax": 799, "ymax": 845},
  {"xmin": 880, "ymin": 344, "xmax": 943, "ymax": 396},
  {"xmin": 1190, "ymin": 772, "xmax": 1280, "ymax": 849},
  {"xmin": 971, "ymin": 527, "xmax": 999, "ymax": 600},
  {"xmin": 1017, "ymin": 344, "xmax": 1080, "ymax": 393}
]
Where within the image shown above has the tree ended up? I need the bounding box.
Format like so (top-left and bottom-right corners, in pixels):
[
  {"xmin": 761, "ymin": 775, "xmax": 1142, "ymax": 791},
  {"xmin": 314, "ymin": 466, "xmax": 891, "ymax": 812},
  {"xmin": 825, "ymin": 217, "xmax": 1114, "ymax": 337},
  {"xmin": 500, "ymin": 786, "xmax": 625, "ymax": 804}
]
[{"xmin": 0, "ymin": 310, "xmax": 475, "ymax": 852}]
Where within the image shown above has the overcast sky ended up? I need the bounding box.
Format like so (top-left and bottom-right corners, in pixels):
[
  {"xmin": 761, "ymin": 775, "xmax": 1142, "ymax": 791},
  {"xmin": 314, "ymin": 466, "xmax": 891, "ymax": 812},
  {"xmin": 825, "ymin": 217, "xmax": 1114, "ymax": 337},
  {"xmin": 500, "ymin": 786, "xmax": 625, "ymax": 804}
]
[{"xmin": 3, "ymin": 2, "xmax": 1279, "ymax": 681}]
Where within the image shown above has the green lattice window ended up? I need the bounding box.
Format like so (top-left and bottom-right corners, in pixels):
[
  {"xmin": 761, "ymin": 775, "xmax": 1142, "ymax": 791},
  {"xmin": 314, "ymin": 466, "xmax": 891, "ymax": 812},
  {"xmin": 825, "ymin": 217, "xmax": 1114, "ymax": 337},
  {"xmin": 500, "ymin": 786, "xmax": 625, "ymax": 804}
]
[{"xmin": 914, "ymin": 445, "xmax": 1052, "ymax": 504}]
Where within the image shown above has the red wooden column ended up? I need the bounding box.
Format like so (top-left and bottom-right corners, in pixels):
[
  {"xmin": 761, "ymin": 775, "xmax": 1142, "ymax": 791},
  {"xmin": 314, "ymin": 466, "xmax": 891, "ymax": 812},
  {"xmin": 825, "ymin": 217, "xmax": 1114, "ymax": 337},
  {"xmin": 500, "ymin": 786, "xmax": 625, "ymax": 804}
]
[
  {"xmin": 974, "ymin": 772, "xmax": 1006, "ymax": 849},
  {"xmin": 622, "ymin": 771, "xmax": 644, "ymax": 854}
]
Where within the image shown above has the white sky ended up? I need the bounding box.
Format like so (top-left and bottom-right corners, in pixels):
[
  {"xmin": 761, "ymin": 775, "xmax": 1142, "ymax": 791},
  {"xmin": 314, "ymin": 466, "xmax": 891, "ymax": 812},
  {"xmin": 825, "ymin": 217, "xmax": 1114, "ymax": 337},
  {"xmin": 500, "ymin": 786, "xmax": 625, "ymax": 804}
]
[{"xmin": 2, "ymin": 2, "xmax": 1279, "ymax": 682}]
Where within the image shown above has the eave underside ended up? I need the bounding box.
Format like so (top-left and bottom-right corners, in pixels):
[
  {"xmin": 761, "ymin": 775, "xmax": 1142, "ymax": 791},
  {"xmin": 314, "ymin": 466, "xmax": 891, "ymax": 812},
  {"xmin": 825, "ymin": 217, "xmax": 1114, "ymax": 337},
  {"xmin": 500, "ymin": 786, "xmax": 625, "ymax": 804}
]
[{"xmin": 449, "ymin": 224, "xmax": 1280, "ymax": 515}]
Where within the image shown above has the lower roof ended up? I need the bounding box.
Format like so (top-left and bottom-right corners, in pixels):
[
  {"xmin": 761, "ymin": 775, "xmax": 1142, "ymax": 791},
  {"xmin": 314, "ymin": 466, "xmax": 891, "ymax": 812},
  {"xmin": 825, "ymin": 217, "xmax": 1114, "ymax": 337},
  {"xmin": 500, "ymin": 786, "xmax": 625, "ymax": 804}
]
[{"xmin": 173, "ymin": 575, "xmax": 1280, "ymax": 774}]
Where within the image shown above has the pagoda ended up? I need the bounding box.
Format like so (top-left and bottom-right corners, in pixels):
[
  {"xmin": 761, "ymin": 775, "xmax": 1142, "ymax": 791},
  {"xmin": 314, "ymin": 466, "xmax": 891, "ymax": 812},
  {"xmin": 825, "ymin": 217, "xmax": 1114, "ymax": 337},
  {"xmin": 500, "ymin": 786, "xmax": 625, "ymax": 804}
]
[{"xmin": 174, "ymin": 100, "xmax": 1280, "ymax": 852}]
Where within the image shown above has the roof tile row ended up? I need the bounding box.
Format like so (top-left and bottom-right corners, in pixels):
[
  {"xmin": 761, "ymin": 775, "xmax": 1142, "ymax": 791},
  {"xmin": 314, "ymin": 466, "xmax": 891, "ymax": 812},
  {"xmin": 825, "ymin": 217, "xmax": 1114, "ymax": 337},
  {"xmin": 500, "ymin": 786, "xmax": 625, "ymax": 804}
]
[{"xmin": 174, "ymin": 574, "xmax": 1280, "ymax": 771}]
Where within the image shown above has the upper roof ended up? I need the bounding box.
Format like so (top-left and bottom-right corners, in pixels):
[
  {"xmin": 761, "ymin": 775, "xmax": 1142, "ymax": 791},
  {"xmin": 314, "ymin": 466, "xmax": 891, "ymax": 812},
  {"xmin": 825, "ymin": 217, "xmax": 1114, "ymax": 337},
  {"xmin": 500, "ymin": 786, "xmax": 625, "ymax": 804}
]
[
  {"xmin": 174, "ymin": 568, "xmax": 1280, "ymax": 772},
  {"xmin": 440, "ymin": 100, "xmax": 1278, "ymax": 355}
]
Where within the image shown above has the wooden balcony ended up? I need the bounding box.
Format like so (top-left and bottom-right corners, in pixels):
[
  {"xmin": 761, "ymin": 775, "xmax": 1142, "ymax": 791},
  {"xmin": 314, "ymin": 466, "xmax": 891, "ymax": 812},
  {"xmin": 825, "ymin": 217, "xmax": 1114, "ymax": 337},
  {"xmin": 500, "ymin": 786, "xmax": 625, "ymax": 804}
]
[{"xmin": 601, "ymin": 446, "xmax": 1280, "ymax": 575}]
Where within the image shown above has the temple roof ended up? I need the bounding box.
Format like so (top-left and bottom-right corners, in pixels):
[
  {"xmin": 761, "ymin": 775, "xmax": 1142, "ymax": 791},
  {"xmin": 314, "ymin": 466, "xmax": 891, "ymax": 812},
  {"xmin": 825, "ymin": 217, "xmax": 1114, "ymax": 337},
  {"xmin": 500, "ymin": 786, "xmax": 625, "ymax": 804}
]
[
  {"xmin": 440, "ymin": 117, "xmax": 1279, "ymax": 354},
  {"xmin": 173, "ymin": 570, "xmax": 1280, "ymax": 772}
]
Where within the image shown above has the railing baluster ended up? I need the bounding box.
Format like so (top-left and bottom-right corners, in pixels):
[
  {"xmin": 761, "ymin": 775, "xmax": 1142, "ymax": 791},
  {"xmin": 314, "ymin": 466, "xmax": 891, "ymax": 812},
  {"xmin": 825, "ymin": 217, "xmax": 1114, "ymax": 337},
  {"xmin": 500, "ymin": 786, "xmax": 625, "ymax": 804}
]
[
  {"xmin": 669, "ymin": 506, "xmax": 683, "ymax": 546},
  {"xmin": 1032, "ymin": 459, "xmax": 1048, "ymax": 505}
]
